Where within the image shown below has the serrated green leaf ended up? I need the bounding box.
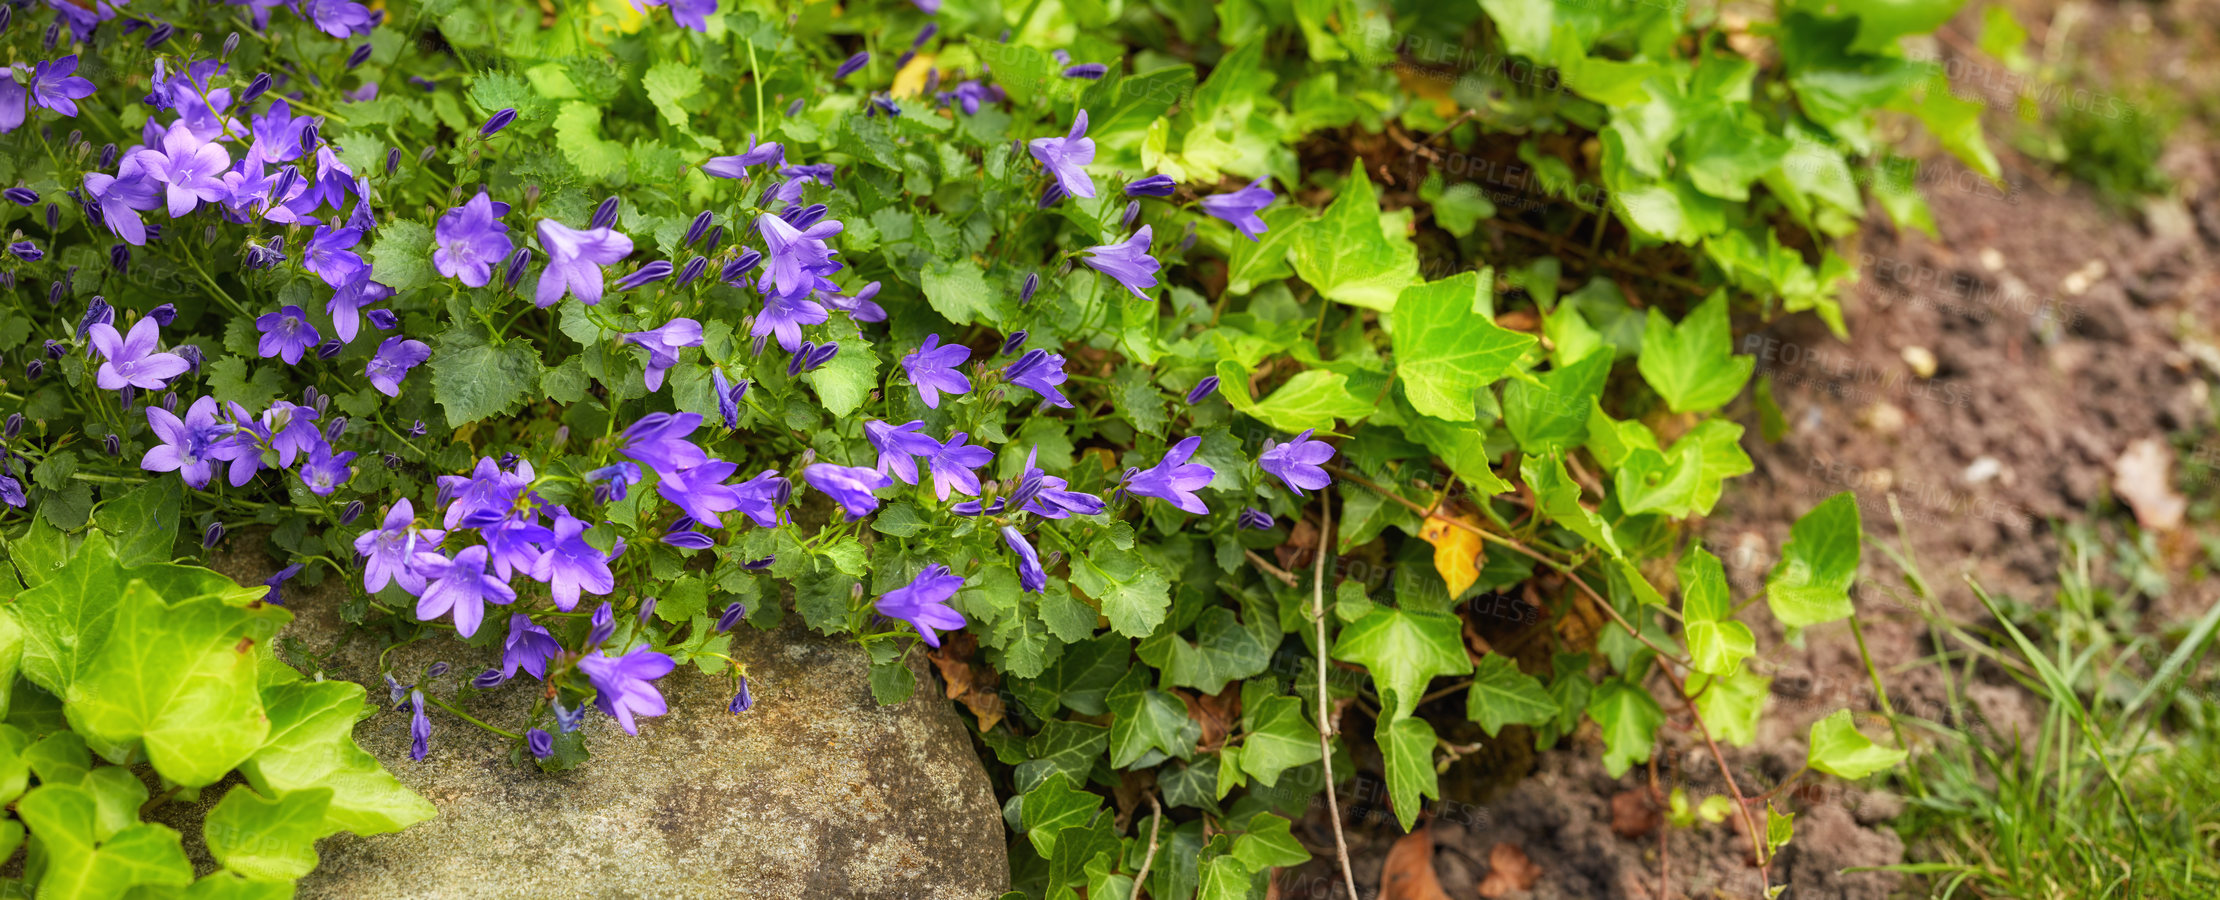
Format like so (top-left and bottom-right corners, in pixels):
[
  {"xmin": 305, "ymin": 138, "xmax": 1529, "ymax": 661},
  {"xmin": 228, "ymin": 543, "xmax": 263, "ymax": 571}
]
[
  {"xmin": 1765, "ymin": 492, "xmax": 1862, "ymax": 628},
  {"xmin": 368, "ymin": 220, "xmax": 434, "ymax": 293},
  {"xmin": 1070, "ymin": 544, "xmax": 1173, "ymax": 638},
  {"xmin": 641, "ymin": 60, "xmax": 701, "ymax": 130},
  {"xmin": 1215, "ymin": 362, "xmax": 1374, "ymax": 435},
  {"xmin": 919, "ymin": 258, "xmax": 1001, "ymax": 327},
  {"xmin": 430, "ymin": 329, "xmax": 543, "ymax": 428}
]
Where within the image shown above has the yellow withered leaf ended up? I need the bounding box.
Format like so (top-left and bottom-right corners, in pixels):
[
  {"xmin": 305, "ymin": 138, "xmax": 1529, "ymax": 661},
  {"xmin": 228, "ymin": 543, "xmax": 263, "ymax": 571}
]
[{"xmin": 1418, "ymin": 514, "xmax": 1483, "ymax": 598}]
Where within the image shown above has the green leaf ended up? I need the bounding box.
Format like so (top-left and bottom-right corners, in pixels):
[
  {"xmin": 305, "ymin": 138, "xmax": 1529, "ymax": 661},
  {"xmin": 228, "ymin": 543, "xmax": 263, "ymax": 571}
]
[
  {"xmin": 919, "ymin": 258, "xmax": 1003, "ymax": 327},
  {"xmin": 1519, "ymin": 453, "xmax": 1621, "ymax": 558},
  {"xmin": 868, "ymin": 659, "xmax": 917, "ymax": 706},
  {"xmin": 1806, "ymin": 710, "xmax": 1906, "ymax": 779},
  {"xmin": 641, "ymin": 60, "xmax": 701, "ymax": 130},
  {"xmin": 1636, "ymin": 292, "xmax": 1753, "ymax": 413},
  {"xmin": 204, "ymin": 785, "xmax": 331, "ymax": 881},
  {"xmin": 1691, "ymin": 669, "xmax": 1770, "ymax": 747},
  {"xmin": 1503, "ymin": 349, "xmax": 1611, "ymax": 452},
  {"xmin": 1231, "ymin": 812, "xmax": 1310, "ymax": 869},
  {"xmin": 1375, "ymin": 714, "xmax": 1438, "ymax": 831},
  {"xmin": 1069, "ymin": 543, "xmax": 1173, "ymax": 638},
  {"xmin": 1290, "ymin": 160, "xmax": 1419, "ymax": 310},
  {"xmin": 1613, "ymin": 445, "xmax": 1702, "ymax": 518},
  {"xmin": 1330, "ymin": 606, "xmax": 1469, "ymax": 721},
  {"xmin": 64, "ymin": 591, "xmax": 289, "ymax": 786},
  {"xmin": 1235, "ymin": 691, "xmax": 1321, "ymax": 787},
  {"xmin": 1680, "ymin": 110, "xmax": 1791, "ymax": 201},
  {"xmin": 18, "ymin": 784, "xmax": 192, "ymax": 899},
  {"xmin": 804, "ymin": 327, "xmax": 878, "ymax": 418},
  {"xmin": 1390, "ymin": 271, "xmax": 1535, "ymax": 421},
  {"xmin": 552, "ymin": 101, "xmax": 625, "ymax": 177},
  {"xmin": 1214, "ymin": 363, "xmax": 1374, "ymax": 435},
  {"xmin": 1138, "ymin": 606, "xmax": 1274, "ymax": 696},
  {"xmin": 1222, "ymin": 207, "xmax": 1308, "ymax": 295},
  {"xmin": 1587, "ymin": 680, "xmax": 1664, "ymax": 777},
  {"xmin": 1478, "ymin": 0, "xmax": 1556, "ymax": 58},
  {"xmin": 429, "ymin": 329, "xmax": 544, "ymax": 428},
  {"xmin": 1678, "ymin": 544, "xmax": 1755, "ymax": 677},
  {"xmin": 1019, "ymin": 774, "xmax": 1103, "ymax": 859},
  {"xmin": 368, "ymin": 220, "xmax": 434, "ymax": 294},
  {"xmin": 1765, "ymin": 492, "xmax": 1862, "ymax": 629},
  {"xmin": 1766, "ymin": 803, "xmax": 1795, "ymax": 858},
  {"xmin": 1466, "ymin": 654, "xmax": 1557, "ymax": 737},
  {"xmin": 1106, "ymin": 667, "xmax": 1199, "ymax": 768},
  {"xmin": 239, "ymin": 680, "xmax": 437, "ymax": 836},
  {"xmin": 92, "ymin": 478, "xmax": 181, "ymax": 567}
]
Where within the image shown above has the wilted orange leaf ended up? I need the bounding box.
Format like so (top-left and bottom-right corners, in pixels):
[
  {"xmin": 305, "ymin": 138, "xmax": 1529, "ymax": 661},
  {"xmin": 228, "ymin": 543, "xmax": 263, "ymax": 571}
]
[
  {"xmin": 1419, "ymin": 514, "xmax": 1484, "ymax": 597},
  {"xmin": 1380, "ymin": 825, "xmax": 1454, "ymax": 900},
  {"xmin": 1476, "ymin": 842, "xmax": 1542, "ymax": 897}
]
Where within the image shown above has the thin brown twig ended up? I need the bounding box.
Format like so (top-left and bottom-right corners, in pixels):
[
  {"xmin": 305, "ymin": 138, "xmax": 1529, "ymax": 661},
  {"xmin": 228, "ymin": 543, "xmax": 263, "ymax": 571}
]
[
  {"xmin": 1312, "ymin": 498, "xmax": 1360, "ymax": 900},
  {"xmin": 1245, "ymin": 550, "xmax": 1300, "ymax": 588},
  {"xmin": 1130, "ymin": 794, "xmax": 1164, "ymax": 900},
  {"xmin": 1487, "ymin": 218, "xmax": 1712, "ymax": 297}
]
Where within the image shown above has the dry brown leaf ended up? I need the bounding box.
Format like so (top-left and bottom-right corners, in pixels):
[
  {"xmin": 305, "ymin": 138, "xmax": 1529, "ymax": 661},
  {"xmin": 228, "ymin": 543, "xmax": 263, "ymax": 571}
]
[
  {"xmin": 1277, "ymin": 514, "xmax": 1320, "ymax": 572},
  {"xmin": 926, "ymin": 635, "xmax": 1006, "ymax": 733},
  {"xmin": 1476, "ymin": 842, "xmax": 1542, "ymax": 898},
  {"xmin": 1181, "ymin": 686, "xmax": 1240, "ymax": 753},
  {"xmin": 1380, "ymin": 825, "xmax": 1454, "ymax": 900},
  {"xmin": 1609, "ymin": 790, "xmax": 1661, "ymax": 838},
  {"xmin": 1496, "ymin": 309, "xmax": 1541, "ymax": 333},
  {"xmin": 2115, "ymin": 438, "xmax": 2186, "ymax": 531},
  {"xmin": 1419, "ymin": 514, "xmax": 1485, "ymax": 598}
]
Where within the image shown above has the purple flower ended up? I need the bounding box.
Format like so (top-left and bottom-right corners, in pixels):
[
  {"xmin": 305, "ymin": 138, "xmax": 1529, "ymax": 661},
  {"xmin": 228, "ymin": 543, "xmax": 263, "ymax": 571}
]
[
  {"xmin": 618, "ymin": 412, "xmax": 710, "ymax": 477},
  {"xmin": 755, "ymin": 212, "xmax": 844, "ymax": 301},
  {"xmin": 1014, "ymin": 447, "xmax": 1105, "ymax": 519},
  {"xmin": 1027, "ymin": 110, "xmax": 1097, "ymax": 199},
  {"xmin": 353, "ymin": 499, "xmax": 447, "ymax": 595},
  {"xmin": 0, "ymin": 474, "xmax": 22, "ymax": 509},
  {"xmin": 1125, "ymin": 436, "xmax": 1216, "ymax": 514},
  {"xmin": 139, "ymin": 121, "xmax": 232, "ymax": 218},
  {"xmin": 480, "ymin": 108, "xmax": 518, "ymax": 137},
  {"xmin": 919, "ymin": 431, "xmax": 991, "ymax": 501},
  {"xmin": 533, "ymin": 219, "xmax": 635, "ymax": 307},
  {"xmin": 89, "ymin": 317, "xmax": 188, "ymax": 390},
  {"xmin": 302, "ymin": 225, "xmax": 369, "ymax": 287},
  {"xmin": 730, "ymin": 469, "xmax": 790, "ymax": 528},
  {"xmin": 1259, "ymin": 429, "xmax": 1336, "ymax": 496},
  {"xmin": 532, "ymin": 512, "xmax": 616, "ymax": 611},
  {"xmin": 875, "ymin": 564, "xmax": 968, "ymax": 647},
  {"xmin": 865, "ymin": 420, "xmax": 938, "ymax": 485},
  {"xmin": 589, "ymin": 462, "xmax": 642, "ymax": 503},
  {"xmin": 1063, "ymin": 63, "xmax": 1108, "ymax": 79},
  {"xmin": 365, "ymin": 337, "xmax": 431, "ymax": 397},
  {"xmin": 28, "ymin": 56, "xmax": 94, "ymax": 116},
  {"xmin": 820, "ymin": 280, "xmax": 886, "ymax": 323},
  {"xmin": 1125, "ymin": 174, "xmax": 1176, "ymax": 197},
  {"xmin": 587, "ymin": 603, "xmax": 616, "ymax": 648},
  {"xmin": 624, "ymin": 318, "xmax": 703, "ymax": 392},
  {"xmin": 751, "ymin": 290, "xmax": 829, "ymax": 353},
  {"xmin": 255, "ymin": 305, "xmax": 321, "ymax": 364},
  {"xmin": 804, "ymin": 463, "xmax": 892, "ymax": 519},
  {"xmin": 434, "ymin": 191, "xmax": 513, "ymax": 287},
  {"xmin": 701, "ymin": 138, "xmax": 784, "ymax": 179},
  {"xmin": 296, "ymin": 443, "xmax": 356, "ymax": 496},
  {"xmin": 1200, "ymin": 177, "xmax": 1277, "ymax": 241},
  {"xmin": 262, "ymin": 564, "xmax": 303, "ymax": 605},
  {"xmin": 1238, "ymin": 507, "xmax": 1276, "ymax": 530},
  {"xmin": 939, "ymin": 80, "xmax": 996, "ymax": 115},
  {"xmin": 84, "ymin": 165, "xmax": 161, "ymax": 246},
  {"xmin": 1003, "ymin": 349, "xmax": 1073, "ymax": 409},
  {"xmin": 578, "ymin": 645, "xmax": 677, "ymax": 735},
  {"xmin": 303, "ymin": 0, "xmax": 378, "ymax": 38},
  {"xmin": 141, "ymin": 397, "xmax": 248, "ymax": 490},
  {"xmin": 327, "ymin": 273, "xmax": 393, "ymax": 345},
  {"xmin": 1082, "ymin": 226, "xmax": 1160, "ymax": 300},
  {"xmin": 527, "ymin": 728, "xmax": 554, "ymax": 759},
  {"xmin": 834, "ymin": 51, "xmax": 870, "ymax": 80},
  {"xmin": 662, "ymin": 527, "xmax": 715, "ymax": 550},
  {"xmin": 644, "ymin": 460, "xmax": 740, "ymax": 528},
  {"xmin": 439, "ymin": 457, "xmax": 534, "ymax": 529},
  {"xmin": 1185, "ymin": 376, "xmax": 1220, "ymax": 404},
  {"xmin": 669, "ymin": 0, "xmax": 715, "ymax": 31},
  {"xmin": 1001, "ymin": 527, "xmax": 1047, "ymax": 593},
  {"xmin": 415, "ymin": 545, "xmax": 516, "ymax": 638},
  {"xmin": 729, "ymin": 677, "xmax": 754, "ymax": 713},
  {"xmin": 409, "ymin": 689, "xmax": 430, "ymax": 761},
  {"xmin": 901, "ymin": 335, "xmax": 973, "ymax": 408}
]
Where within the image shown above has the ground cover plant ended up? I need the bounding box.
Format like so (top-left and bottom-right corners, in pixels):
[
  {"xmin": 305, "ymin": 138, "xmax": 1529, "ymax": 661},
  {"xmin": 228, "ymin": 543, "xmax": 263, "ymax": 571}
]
[{"xmin": 0, "ymin": 0, "xmax": 2022, "ymax": 894}]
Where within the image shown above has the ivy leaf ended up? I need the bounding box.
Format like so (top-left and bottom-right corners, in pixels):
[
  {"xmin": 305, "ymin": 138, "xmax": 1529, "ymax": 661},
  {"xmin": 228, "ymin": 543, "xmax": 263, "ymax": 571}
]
[
  {"xmin": 1330, "ymin": 606, "xmax": 1469, "ymax": 721},
  {"xmin": 63, "ymin": 591, "xmax": 289, "ymax": 787},
  {"xmin": 1637, "ymin": 292, "xmax": 1753, "ymax": 413},
  {"xmin": 1586, "ymin": 680, "xmax": 1664, "ymax": 777},
  {"xmin": 1069, "ymin": 543, "xmax": 1173, "ymax": 638},
  {"xmin": 1680, "ymin": 109, "xmax": 1791, "ymax": 201},
  {"xmin": 1231, "ymin": 812, "xmax": 1310, "ymax": 869},
  {"xmin": 1690, "ymin": 669, "xmax": 1770, "ymax": 747},
  {"xmin": 1613, "ymin": 445, "xmax": 1702, "ymax": 518},
  {"xmin": 1519, "ymin": 453, "xmax": 1621, "ymax": 558},
  {"xmin": 1235, "ymin": 690, "xmax": 1320, "ymax": 787},
  {"xmin": 1765, "ymin": 492, "xmax": 1862, "ymax": 629},
  {"xmin": 1503, "ymin": 349, "xmax": 1611, "ymax": 452},
  {"xmin": 1674, "ymin": 419, "xmax": 1754, "ymax": 515},
  {"xmin": 17, "ymin": 784, "xmax": 192, "ymax": 898},
  {"xmin": 1375, "ymin": 714, "xmax": 1439, "ymax": 831},
  {"xmin": 1137, "ymin": 606, "xmax": 1274, "ymax": 696},
  {"xmin": 239, "ymin": 680, "xmax": 437, "ymax": 836},
  {"xmin": 203, "ymin": 786, "xmax": 330, "ymax": 881},
  {"xmin": 429, "ymin": 329, "xmax": 544, "ymax": 428},
  {"xmin": 1214, "ymin": 362, "xmax": 1374, "ymax": 435},
  {"xmin": 15, "ymin": 531, "xmax": 126, "ymax": 694},
  {"xmin": 1222, "ymin": 207, "xmax": 1308, "ymax": 295},
  {"xmin": 1290, "ymin": 159, "xmax": 1419, "ymax": 310},
  {"xmin": 1806, "ymin": 710, "xmax": 1906, "ymax": 779},
  {"xmin": 1018, "ymin": 773, "xmax": 1103, "ymax": 859},
  {"xmin": 91, "ymin": 478, "xmax": 182, "ymax": 568},
  {"xmin": 1390, "ymin": 271, "xmax": 1536, "ymax": 421},
  {"xmin": 1466, "ymin": 654, "xmax": 1557, "ymax": 737},
  {"xmin": 1106, "ymin": 667, "xmax": 1200, "ymax": 769}
]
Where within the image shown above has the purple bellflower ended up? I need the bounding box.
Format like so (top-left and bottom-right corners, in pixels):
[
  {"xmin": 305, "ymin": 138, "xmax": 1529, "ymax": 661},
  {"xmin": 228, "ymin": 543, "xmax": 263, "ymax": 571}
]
[
  {"xmin": 865, "ymin": 419, "xmax": 939, "ymax": 485},
  {"xmin": 1013, "ymin": 447, "xmax": 1106, "ymax": 519},
  {"xmin": 875, "ymin": 564, "xmax": 968, "ymax": 647},
  {"xmin": 415, "ymin": 545, "xmax": 516, "ymax": 638},
  {"xmin": 924, "ymin": 432, "xmax": 994, "ymax": 501},
  {"xmin": 297, "ymin": 443, "xmax": 356, "ymax": 496},
  {"xmin": 1258, "ymin": 429, "xmax": 1336, "ymax": 496},
  {"xmin": 365, "ymin": 337, "xmax": 431, "ymax": 397},
  {"xmin": 255, "ymin": 305, "xmax": 321, "ymax": 364},
  {"xmin": 752, "ymin": 291, "xmax": 830, "ymax": 353},
  {"xmin": 578, "ymin": 645, "xmax": 676, "ymax": 735},
  {"xmin": 1003, "ymin": 349, "xmax": 1073, "ymax": 409},
  {"xmin": 1001, "ymin": 526, "xmax": 1048, "ymax": 592},
  {"xmin": 140, "ymin": 396, "xmax": 246, "ymax": 490},
  {"xmin": 1124, "ymin": 436, "xmax": 1216, "ymax": 514},
  {"xmin": 804, "ymin": 463, "xmax": 892, "ymax": 519},
  {"xmin": 354, "ymin": 499, "xmax": 447, "ymax": 594},
  {"xmin": 139, "ymin": 121, "xmax": 232, "ymax": 218},
  {"xmin": 901, "ymin": 334, "xmax": 972, "ymax": 408},
  {"xmin": 409, "ymin": 689, "xmax": 430, "ymax": 760},
  {"xmin": 618, "ymin": 412, "xmax": 710, "ymax": 477},
  {"xmin": 730, "ymin": 469, "xmax": 789, "ymax": 527},
  {"xmin": 29, "ymin": 56, "xmax": 95, "ymax": 116},
  {"xmin": 1199, "ymin": 177, "xmax": 1277, "ymax": 241},
  {"xmin": 503, "ymin": 614, "xmax": 561, "ymax": 680},
  {"xmin": 1238, "ymin": 508, "xmax": 1277, "ymax": 530},
  {"xmin": 1083, "ymin": 226, "xmax": 1160, "ymax": 300},
  {"xmin": 755, "ymin": 212, "xmax": 844, "ymax": 300},
  {"xmin": 1027, "ymin": 110, "xmax": 1097, "ymax": 199},
  {"xmin": 533, "ymin": 219, "xmax": 635, "ymax": 307},
  {"xmin": 434, "ymin": 191, "xmax": 514, "ymax": 287},
  {"xmin": 656, "ymin": 460, "xmax": 747, "ymax": 528},
  {"xmin": 532, "ymin": 511, "xmax": 616, "ymax": 611},
  {"xmin": 624, "ymin": 318, "xmax": 703, "ymax": 391},
  {"xmin": 302, "ymin": 225, "xmax": 368, "ymax": 287},
  {"xmin": 89, "ymin": 317, "xmax": 188, "ymax": 390}
]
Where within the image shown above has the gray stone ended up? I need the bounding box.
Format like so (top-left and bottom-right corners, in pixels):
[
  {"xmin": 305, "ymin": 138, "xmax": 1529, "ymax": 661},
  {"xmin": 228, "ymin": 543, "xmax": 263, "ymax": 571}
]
[{"xmin": 213, "ymin": 550, "xmax": 1009, "ymax": 900}]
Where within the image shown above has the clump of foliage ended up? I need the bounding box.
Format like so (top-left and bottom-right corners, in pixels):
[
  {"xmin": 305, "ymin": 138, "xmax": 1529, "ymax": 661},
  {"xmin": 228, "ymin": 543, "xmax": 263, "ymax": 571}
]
[{"xmin": 0, "ymin": 0, "xmax": 1997, "ymax": 894}]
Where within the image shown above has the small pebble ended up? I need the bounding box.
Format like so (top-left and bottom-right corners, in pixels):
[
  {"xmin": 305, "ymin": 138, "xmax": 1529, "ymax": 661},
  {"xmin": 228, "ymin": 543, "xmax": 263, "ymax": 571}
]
[{"xmin": 1901, "ymin": 346, "xmax": 1938, "ymax": 378}]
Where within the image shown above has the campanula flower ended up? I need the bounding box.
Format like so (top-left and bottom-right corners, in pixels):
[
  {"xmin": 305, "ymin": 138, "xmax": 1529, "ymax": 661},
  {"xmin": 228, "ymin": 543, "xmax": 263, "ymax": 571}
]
[
  {"xmin": 751, "ymin": 290, "xmax": 829, "ymax": 353},
  {"xmin": 353, "ymin": 498, "xmax": 447, "ymax": 594},
  {"xmin": 623, "ymin": 318, "xmax": 703, "ymax": 392},
  {"xmin": 480, "ymin": 108, "xmax": 518, "ymax": 137},
  {"xmin": 662, "ymin": 526, "xmax": 715, "ymax": 550},
  {"xmin": 89, "ymin": 316, "xmax": 188, "ymax": 391},
  {"xmin": 901, "ymin": 335, "xmax": 973, "ymax": 408},
  {"xmin": 1082, "ymin": 226, "xmax": 1160, "ymax": 300},
  {"xmin": 255, "ymin": 305, "xmax": 321, "ymax": 364},
  {"xmin": 302, "ymin": 225, "xmax": 368, "ymax": 287},
  {"xmin": 262, "ymin": 563, "xmax": 303, "ymax": 605},
  {"xmin": 1125, "ymin": 174, "xmax": 1176, "ymax": 197},
  {"xmin": 1200, "ymin": 177, "xmax": 1277, "ymax": 241},
  {"xmin": 729, "ymin": 678, "xmax": 754, "ymax": 714},
  {"xmin": 1238, "ymin": 508, "xmax": 1276, "ymax": 530},
  {"xmin": 1063, "ymin": 63, "xmax": 1108, "ymax": 79},
  {"xmin": 533, "ymin": 219, "xmax": 635, "ymax": 307},
  {"xmin": 365, "ymin": 337, "xmax": 431, "ymax": 397},
  {"xmin": 875, "ymin": 564, "xmax": 968, "ymax": 647},
  {"xmin": 1124, "ymin": 436, "xmax": 1216, "ymax": 514},
  {"xmin": 1259, "ymin": 429, "xmax": 1336, "ymax": 496},
  {"xmin": 730, "ymin": 469, "xmax": 791, "ymax": 528},
  {"xmin": 805, "ymin": 463, "xmax": 892, "ymax": 519},
  {"xmin": 668, "ymin": 0, "xmax": 715, "ymax": 31},
  {"xmin": 28, "ymin": 56, "xmax": 94, "ymax": 116},
  {"xmin": 141, "ymin": 397, "xmax": 248, "ymax": 490},
  {"xmin": 834, "ymin": 51, "xmax": 870, "ymax": 80},
  {"xmin": 1028, "ymin": 110, "xmax": 1097, "ymax": 199},
  {"xmin": 1003, "ymin": 349, "xmax": 1073, "ymax": 409},
  {"xmin": 327, "ymin": 272, "xmax": 392, "ymax": 344},
  {"xmin": 433, "ymin": 191, "xmax": 513, "ymax": 287},
  {"xmin": 1186, "ymin": 376, "xmax": 1220, "ymax": 404},
  {"xmin": 303, "ymin": 0, "xmax": 378, "ymax": 39},
  {"xmin": 527, "ymin": 728, "xmax": 554, "ymax": 759},
  {"xmin": 820, "ymin": 280, "xmax": 886, "ymax": 323},
  {"xmin": 939, "ymin": 81, "xmax": 997, "ymax": 115},
  {"xmin": 296, "ymin": 443, "xmax": 356, "ymax": 496},
  {"xmin": 482, "ymin": 515, "xmax": 551, "ymax": 583},
  {"xmin": 713, "ymin": 369, "xmax": 744, "ymax": 429},
  {"xmin": 84, "ymin": 165, "xmax": 161, "ymax": 245},
  {"xmin": 409, "ymin": 689, "xmax": 430, "ymax": 760},
  {"xmin": 715, "ymin": 602, "xmax": 749, "ymax": 633},
  {"xmin": 865, "ymin": 419, "xmax": 939, "ymax": 485},
  {"xmin": 439, "ymin": 457, "xmax": 534, "ymax": 529},
  {"xmin": 618, "ymin": 412, "xmax": 710, "ymax": 477},
  {"xmin": 532, "ymin": 511, "xmax": 615, "ymax": 611},
  {"xmin": 924, "ymin": 432, "xmax": 994, "ymax": 501},
  {"xmin": 139, "ymin": 121, "xmax": 232, "ymax": 217},
  {"xmin": 701, "ymin": 137, "xmax": 784, "ymax": 179},
  {"xmin": 656, "ymin": 459, "xmax": 748, "ymax": 527},
  {"xmin": 1001, "ymin": 526, "xmax": 1047, "ymax": 593},
  {"xmin": 1013, "ymin": 447, "xmax": 1105, "ymax": 519},
  {"xmin": 755, "ymin": 212, "xmax": 844, "ymax": 300},
  {"xmin": 587, "ymin": 603, "xmax": 616, "ymax": 648},
  {"xmin": 415, "ymin": 545, "xmax": 516, "ymax": 638},
  {"xmin": 578, "ymin": 644, "xmax": 676, "ymax": 735}
]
